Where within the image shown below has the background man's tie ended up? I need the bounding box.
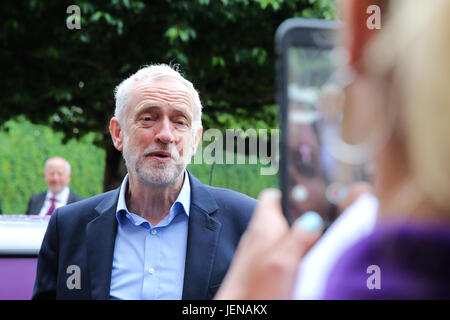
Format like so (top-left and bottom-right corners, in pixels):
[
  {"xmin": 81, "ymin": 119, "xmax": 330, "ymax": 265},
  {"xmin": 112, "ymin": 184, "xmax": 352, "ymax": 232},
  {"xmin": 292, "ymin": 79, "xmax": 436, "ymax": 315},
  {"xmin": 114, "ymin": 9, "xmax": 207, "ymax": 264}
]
[{"xmin": 46, "ymin": 197, "xmax": 56, "ymax": 216}]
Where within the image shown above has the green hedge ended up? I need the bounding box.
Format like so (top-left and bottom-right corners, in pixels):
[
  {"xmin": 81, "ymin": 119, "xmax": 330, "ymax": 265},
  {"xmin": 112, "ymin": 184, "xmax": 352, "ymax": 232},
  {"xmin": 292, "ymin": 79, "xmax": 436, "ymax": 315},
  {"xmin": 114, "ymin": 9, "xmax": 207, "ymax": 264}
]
[
  {"xmin": 0, "ymin": 118, "xmax": 278, "ymax": 214},
  {"xmin": 0, "ymin": 117, "xmax": 105, "ymax": 214},
  {"xmin": 188, "ymin": 154, "xmax": 278, "ymax": 199}
]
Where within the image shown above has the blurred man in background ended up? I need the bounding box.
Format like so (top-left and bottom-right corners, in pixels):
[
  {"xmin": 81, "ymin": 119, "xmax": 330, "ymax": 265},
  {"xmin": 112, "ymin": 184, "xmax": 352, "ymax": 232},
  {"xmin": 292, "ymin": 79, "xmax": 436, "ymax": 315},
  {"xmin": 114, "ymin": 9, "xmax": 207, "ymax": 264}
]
[{"xmin": 25, "ymin": 157, "xmax": 83, "ymax": 216}]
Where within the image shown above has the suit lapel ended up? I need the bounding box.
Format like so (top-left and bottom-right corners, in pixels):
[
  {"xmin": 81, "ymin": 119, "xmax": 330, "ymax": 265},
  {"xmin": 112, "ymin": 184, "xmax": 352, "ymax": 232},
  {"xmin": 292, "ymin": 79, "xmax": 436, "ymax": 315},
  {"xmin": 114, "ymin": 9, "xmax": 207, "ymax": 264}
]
[
  {"xmin": 85, "ymin": 189, "xmax": 119, "ymax": 299},
  {"xmin": 182, "ymin": 172, "xmax": 221, "ymax": 300},
  {"xmin": 33, "ymin": 192, "xmax": 46, "ymax": 215}
]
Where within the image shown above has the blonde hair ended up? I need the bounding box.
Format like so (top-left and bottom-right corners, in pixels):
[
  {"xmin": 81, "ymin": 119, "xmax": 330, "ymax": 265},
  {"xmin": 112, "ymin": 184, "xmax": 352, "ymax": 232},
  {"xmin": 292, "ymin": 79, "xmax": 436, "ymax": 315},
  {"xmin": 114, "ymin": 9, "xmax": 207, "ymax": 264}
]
[{"xmin": 365, "ymin": 0, "xmax": 450, "ymax": 210}]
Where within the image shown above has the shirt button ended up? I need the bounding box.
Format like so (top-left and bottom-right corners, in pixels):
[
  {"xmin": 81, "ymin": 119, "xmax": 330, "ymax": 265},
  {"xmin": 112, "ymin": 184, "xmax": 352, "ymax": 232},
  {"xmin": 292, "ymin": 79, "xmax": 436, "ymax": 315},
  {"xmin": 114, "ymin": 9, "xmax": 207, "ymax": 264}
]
[
  {"xmin": 151, "ymin": 229, "xmax": 157, "ymax": 235},
  {"xmin": 148, "ymin": 267, "xmax": 155, "ymax": 275}
]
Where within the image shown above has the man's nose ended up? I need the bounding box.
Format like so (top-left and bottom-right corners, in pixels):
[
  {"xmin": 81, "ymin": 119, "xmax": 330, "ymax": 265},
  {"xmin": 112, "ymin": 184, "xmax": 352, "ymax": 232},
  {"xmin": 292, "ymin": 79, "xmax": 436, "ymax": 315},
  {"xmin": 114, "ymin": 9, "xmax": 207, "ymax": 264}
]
[{"xmin": 155, "ymin": 119, "xmax": 175, "ymax": 144}]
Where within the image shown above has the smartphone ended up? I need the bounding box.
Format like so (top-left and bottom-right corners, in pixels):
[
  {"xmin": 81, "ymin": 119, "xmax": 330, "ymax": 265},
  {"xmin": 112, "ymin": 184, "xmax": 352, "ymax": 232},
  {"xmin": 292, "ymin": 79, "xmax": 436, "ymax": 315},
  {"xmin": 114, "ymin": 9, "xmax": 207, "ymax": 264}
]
[{"xmin": 276, "ymin": 18, "xmax": 372, "ymax": 228}]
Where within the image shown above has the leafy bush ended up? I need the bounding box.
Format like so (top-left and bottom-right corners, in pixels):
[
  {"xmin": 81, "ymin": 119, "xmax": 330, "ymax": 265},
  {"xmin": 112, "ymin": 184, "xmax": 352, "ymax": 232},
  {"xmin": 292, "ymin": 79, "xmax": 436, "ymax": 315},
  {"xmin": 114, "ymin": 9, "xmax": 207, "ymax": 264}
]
[
  {"xmin": 188, "ymin": 161, "xmax": 278, "ymax": 200},
  {"xmin": 0, "ymin": 118, "xmax": 278, "ymax": 213}
]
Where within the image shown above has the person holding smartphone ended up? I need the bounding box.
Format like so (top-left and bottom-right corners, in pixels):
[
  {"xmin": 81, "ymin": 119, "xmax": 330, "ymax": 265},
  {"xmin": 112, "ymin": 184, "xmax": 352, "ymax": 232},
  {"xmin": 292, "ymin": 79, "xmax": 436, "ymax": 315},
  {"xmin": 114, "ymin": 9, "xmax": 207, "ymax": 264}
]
[{"xmin": 216, "ymin": 0, "xmax": 450, "ymax": 299}]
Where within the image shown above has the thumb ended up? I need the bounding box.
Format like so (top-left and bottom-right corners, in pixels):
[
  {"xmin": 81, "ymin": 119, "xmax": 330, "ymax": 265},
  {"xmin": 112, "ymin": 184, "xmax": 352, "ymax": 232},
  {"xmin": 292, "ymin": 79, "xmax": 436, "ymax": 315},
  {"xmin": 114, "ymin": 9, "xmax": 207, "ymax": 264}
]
[
  {"xmin": 274, "ymin": 211, "xmax": 323, "ymax": 267},
  {"xmin": 267, "ymin": 211, "xmax": 324, "ymax": 299},
  {"xmin": 289, "ymin": 211, "xmax": 324, "ymax": 259}
]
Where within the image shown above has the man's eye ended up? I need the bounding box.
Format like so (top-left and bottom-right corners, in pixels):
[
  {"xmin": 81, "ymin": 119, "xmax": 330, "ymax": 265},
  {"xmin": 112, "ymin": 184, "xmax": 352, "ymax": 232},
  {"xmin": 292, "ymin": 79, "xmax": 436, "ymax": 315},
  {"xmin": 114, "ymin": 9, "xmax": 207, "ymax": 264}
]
[
  {"xmin": 174, "ymin": 119, "xmax": 188, "ymax": 126},
  {"xmin": 139, "ymin": 116, "xmax": 156, "ymax": 126}
]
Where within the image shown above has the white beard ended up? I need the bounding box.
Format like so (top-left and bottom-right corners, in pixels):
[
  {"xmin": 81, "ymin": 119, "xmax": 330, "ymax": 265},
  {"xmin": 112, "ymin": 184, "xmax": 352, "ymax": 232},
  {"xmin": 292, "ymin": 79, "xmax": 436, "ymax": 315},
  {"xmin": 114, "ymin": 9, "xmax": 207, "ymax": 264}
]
[{"xmin": 122, "ymin": 138, "xmax": 192, "ymax": 186}]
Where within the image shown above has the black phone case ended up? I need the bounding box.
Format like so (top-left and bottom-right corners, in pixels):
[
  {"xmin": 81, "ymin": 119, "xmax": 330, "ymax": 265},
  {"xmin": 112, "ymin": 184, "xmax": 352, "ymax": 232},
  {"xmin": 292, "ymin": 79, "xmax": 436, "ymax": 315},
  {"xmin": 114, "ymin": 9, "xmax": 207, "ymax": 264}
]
[{"xmin": 275, "ymin": 18, "xmax": 338, "ymax": 226}]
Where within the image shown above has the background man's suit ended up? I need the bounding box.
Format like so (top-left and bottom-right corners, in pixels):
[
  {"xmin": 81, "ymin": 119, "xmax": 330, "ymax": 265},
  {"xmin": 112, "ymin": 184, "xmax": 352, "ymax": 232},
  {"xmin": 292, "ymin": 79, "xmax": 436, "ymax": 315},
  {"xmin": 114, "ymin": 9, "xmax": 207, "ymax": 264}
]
[
  {"xmin": 32, "ymin": 172, "xmax": 256, "ymax": 299},
  {"xmin": 25, "ymin": 191, "xmax": 84, "ymax": 215}
]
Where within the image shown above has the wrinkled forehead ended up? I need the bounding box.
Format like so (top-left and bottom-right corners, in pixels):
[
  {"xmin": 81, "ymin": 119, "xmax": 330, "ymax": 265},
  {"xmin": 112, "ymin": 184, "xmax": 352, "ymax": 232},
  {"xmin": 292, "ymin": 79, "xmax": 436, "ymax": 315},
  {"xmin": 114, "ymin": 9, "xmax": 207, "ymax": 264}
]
[{"xmin": 129, "ymin": 76, "xmax": 195, "ymax": 114}]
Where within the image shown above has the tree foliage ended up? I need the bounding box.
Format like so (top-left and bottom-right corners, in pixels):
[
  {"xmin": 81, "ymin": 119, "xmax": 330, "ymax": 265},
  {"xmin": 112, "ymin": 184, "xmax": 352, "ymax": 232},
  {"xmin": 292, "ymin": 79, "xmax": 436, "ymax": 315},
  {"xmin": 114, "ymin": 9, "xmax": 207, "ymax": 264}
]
[{"xmin": 0, "ymin": 0, "xmax": 336, "ymax": 189}]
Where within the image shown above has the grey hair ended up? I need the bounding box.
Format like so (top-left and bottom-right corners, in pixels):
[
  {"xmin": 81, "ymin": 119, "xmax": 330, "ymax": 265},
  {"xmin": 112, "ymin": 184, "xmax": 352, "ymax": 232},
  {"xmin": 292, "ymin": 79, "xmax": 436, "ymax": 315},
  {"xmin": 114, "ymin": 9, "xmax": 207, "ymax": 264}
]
[
  {"xmin": 44, "ymin": 157, "xmax": 71, "ymax": 174},
  {"xmin": 113, "ymin": 64, "xmax": 203, "ymax": 132}
]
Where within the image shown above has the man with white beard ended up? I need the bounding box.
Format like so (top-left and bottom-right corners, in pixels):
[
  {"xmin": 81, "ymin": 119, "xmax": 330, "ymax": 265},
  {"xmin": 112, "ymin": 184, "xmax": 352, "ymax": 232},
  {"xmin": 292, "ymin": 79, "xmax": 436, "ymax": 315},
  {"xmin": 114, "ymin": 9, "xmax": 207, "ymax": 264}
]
[{"xmin": 33, "ymin": 64, "xmax": 256, "ymax": 300}]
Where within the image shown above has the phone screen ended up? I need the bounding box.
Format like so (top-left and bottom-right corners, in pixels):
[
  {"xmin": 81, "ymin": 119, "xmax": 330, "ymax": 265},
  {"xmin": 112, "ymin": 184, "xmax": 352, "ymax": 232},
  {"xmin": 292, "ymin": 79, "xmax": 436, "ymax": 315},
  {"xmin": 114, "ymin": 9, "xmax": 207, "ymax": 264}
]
[
  {"xmin": 287, "ymin": 46, "xmax": 337, "ymax": 227},
  {"xmin": 280, "ymin": 23, "xmax": 374, "ymax": 228}
]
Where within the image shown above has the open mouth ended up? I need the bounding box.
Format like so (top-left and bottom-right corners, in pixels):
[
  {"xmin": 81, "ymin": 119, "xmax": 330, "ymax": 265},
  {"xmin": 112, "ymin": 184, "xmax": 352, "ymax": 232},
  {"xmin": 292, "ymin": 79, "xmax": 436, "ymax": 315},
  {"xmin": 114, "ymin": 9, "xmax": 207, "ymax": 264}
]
[
  {"xmin": 148, "ymin": 151, "xmax": 172, "ymax": 162},
  {"xmin": 154, "ymin": 153, "xmax": 169, "ymax": 158}
]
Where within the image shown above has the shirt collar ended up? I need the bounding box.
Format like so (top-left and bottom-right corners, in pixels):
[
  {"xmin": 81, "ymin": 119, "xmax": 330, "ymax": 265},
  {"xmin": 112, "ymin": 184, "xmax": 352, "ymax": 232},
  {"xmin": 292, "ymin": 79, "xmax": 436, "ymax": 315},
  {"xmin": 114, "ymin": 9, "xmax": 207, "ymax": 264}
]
[
  {"xmin": 116, "ymin": 171, "xmax": 191, "ymax": 226},
  {"xmin": 46, "ymin": 186, "xmax": 70, "ymax": 203}
]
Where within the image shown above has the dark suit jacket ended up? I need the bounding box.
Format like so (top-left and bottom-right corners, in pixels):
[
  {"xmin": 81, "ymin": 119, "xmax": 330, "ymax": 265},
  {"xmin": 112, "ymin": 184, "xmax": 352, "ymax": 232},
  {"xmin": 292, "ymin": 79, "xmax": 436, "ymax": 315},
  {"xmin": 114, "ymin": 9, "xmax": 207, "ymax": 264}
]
[
  {"xmin": 25, "ymin": 190, "xmax": 84, "ymax": 215},
  {"xmin": 32, "ymin": 172, "xmax": 256, "ymax": 300}
]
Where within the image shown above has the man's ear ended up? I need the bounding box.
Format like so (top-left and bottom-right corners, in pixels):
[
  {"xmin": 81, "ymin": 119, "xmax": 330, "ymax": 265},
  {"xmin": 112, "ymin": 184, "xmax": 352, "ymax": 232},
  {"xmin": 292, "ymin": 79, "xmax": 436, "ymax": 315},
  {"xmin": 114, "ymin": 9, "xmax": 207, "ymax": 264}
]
[
  {"xmin": 192, "ymin": 126, "xmax": 203, "ymax": 155},
  {"xmin": 110, "ymin": 117, "xmax": 124, "ymax": 151}
]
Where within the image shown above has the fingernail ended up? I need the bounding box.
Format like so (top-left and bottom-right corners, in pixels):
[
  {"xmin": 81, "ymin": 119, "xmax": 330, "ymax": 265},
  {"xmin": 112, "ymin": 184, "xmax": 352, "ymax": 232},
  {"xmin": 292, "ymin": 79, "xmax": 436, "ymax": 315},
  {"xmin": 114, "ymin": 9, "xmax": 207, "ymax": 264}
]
[{"xmin": 294, "ymin": 211, "xmax": 323, "ymax": 233}]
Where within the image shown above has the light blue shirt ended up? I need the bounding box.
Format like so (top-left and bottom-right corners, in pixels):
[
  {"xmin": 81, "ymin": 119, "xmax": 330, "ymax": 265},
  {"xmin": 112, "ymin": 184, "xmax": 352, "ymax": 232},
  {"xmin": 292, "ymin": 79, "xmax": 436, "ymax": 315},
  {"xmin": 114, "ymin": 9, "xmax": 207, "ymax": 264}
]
[{"xmin": 109, "ymin": 171, "xmax": 190, "ymax": 300}]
